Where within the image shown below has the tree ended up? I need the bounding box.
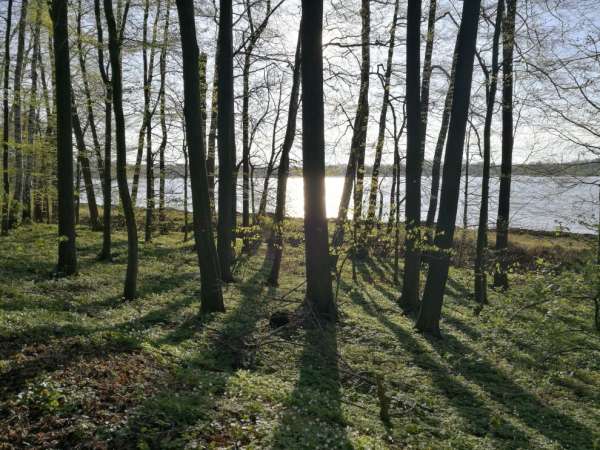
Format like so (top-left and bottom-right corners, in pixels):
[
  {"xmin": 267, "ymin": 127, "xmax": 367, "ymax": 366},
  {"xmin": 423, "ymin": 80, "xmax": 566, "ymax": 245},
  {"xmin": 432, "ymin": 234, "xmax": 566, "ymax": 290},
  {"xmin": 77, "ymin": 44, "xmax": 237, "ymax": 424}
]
[
  {"xmin": 217, "ymin": 0, "xmax": 237, "ymax": 283},
  {"xmin": 365, "ymin": 0, "xmax": 399, "ymax": 229},
  {"xmin": 416, "ymin": 0, "xmax": 482, "ymax": 336},
  {"xmin": 301, "ymin": 0, "xmax": 334, "ymax": 320},
  {"xmin": 175, "ymin": 0, "xmax": 225, "ymax": 313},
  {"xmin": 494, "ymin": 0, "xmax": 518, "ymax": 290},
  {"xmin": 266, "ymin": 25, "xmax": 302, "ymax": 286},
  {"xmin": 331, "ymin": 0, "xmax": 371, "ymax": 251},
  {"xmin": 51, "ymin": 0, "xmax": 77, "ymax": 275},
  {"xmin": 399, "ymin": 0, "xmax": 423, "ymax": 314},
  {"xmin": 104, "ymin": 0, "xmax": 138, "ymax": 299},
  {"xmin": 1, "ymin": 0, "xmax": 13, "ymax": 236},
  {"xmin": 474, "ymin": 0, "xmax": 504, "ymax": 305}
]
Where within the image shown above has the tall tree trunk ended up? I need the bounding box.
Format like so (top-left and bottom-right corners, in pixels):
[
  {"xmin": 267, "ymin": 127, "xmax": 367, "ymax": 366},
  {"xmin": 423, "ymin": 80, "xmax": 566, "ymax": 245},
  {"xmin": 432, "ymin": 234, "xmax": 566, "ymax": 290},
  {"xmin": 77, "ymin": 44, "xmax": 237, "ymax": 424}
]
[
  {"xmin": 23, "ymin": 2, "xmax": 42, "ymax": 223},
  {"xmin": 175, "ymin": 0, "xmax": 225, "ymax": 313},
  {"xmin": 217, "ymin": 0, "xmax": 237, "ymax": 282},
  {"xmin": 399, "ymin": 0, "xmax": 423, "ymax": 314},
  {"xmin": 415, "ymin": 0, "xmax": 481, "ymax": 336},
  {"xmin": 493, "ymin": 0, "xmax": 517, "ymax": 290},
  {"xmin": 51, "ymin": 0, "xmax": 78, "ymax": 275},
  {"xmin": 266, "ymin": 27, "xmax": 301, "ymax": 286},
  {"xmin": 207, "ymin": 62, "xmax": 218, "ymax": 214},
  {"xmin": 158, "ymin": 2, "xmax": 170, "ymax": 229},
  {"xmin": 475, "ymin": 0, "xmax": 503, "ymax": 305},
  {"xmin": 301, "ymin": 0, "xmax": 334, "ymax": 320},
  {"xmin": 94, "ymin": 0, "xmax": 113, "ymax": 260},
  {"xmin": 425, "ymin": 50, "xmax": 458, "ymax": 234},
  {"xmin": 72, "ymin": 100, "xmax": 101, "ymax": 230},
  {"xmin": 10, "ymin": 0, "xmax": 28, "ymax": 227},
  {"xmin": 77, "ymin": 0, "xmax": 104, "ymax": 191},
  {"xmin": 132, "ymin": 0, "xmax": 161, "ymax": 207},
  {"xmin": 183, "ymin": 137, "xmax": 189, "ymax": 241},
  {"xmin": 104, "ymin": 0, "xmax": 138, "ymax": 299},
  {"xmin": 365, "ymin": 0, "xmax": 399, "ymax": 228},
  {"xmin": 1, "ymin": 0, "xmax": 12, "ymax": 235},
  {"xmin": 331, "ymin": 0, "xmax": 370, "ymax": 250}
]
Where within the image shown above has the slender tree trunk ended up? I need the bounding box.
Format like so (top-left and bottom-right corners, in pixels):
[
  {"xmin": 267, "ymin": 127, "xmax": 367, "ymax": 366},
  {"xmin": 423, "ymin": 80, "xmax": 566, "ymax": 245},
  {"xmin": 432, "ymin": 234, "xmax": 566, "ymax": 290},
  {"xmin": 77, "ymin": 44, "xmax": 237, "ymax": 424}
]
[
  {"xmin": 399, "ymin": 0, "xmax": 423, "ymax": 314},
  {"xmin": 475, "ymin": 0, "xmax": 503, "ymax": 305},
  {"xmin": 158, "ymin": 3, "xmax": 170, "ymax": 229},
  {"xmin": 217, "ymin": 0, "xmax": 237, "ymax": 282},
  {"xmin": 144, "ymin": 107, "xmax": 154, "ymax": 242},
  {"xmin": 182, "ymin": 137, "xmax": 189, "ymax": 242},
  {"xmin": 23, "ymin": 4, "xmax": 42, "ymax": 223},
  {"xmin": 51, "ymin": 0, "xmax": 78, "ymax": 275},
  {"xmin": 77, "ymin": 0, "xmax": 104, "ymax": 191},
  {"xmin": 366, "ymin": 0, "xmax": 399, "ymax": 228},
  {"xmin": 104, "ymin": 0, "xmax": 138, "ymax": 299},
  {"xmin": 301, "ymin": 0, "xmax": 334, "ymax": 320},
  {"xmin": 207, "ymin": 62, "xmax": 218, "ymax": 214},
  {"xmin": 175, "ymin": 0, "xmax": 225, "ymax": 313},
  {"xmin": 0, "ymin": 0, "xmax": 11, "ymax": 235},
  {"xmin": 9, "ymin": 0, "xmax": 28, "ymax": 227},
  {"xmin": 72, "ymin": 101, "xmax": 100, "ymax": 230},
  {"xmin": 415, "ymin": 0, "xmax": 481, "ymax": 336},
  {"xmin": 493, "ymin": 0, "xmax": 517, "ymax": 290},
  {"xmin": 266, "ymin": 28, "xmax": 301, "ymax": 286},
  {"xmin": 95, "ymin": 0, "xmax": 113, "ymax": 260}
]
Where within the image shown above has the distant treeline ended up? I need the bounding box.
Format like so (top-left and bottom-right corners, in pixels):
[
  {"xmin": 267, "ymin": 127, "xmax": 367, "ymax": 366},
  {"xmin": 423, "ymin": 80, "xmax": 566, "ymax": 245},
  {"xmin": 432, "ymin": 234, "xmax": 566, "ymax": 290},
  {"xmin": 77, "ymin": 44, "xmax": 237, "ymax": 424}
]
[{"xmin": 124, "ymin": 159, "xmax": 600, "ymax": 179}]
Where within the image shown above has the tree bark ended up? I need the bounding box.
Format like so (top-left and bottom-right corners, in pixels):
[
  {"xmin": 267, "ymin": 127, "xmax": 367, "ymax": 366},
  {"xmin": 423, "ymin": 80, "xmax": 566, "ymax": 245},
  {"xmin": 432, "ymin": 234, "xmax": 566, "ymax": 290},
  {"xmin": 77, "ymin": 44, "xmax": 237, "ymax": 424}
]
[
  {"xmin": 175, "ymin": 0, "xmax": 225, "ymax": 313},
  {"xmin": 416, "ymin": 0, "xmax": 481, "ymax": 336},
  {"xmin": 217, "ymin": 0, "xmax": 237, "ymax": 282},
  {"xmin": 266, "ymin": 30, "xmax": 301, "ymax": 286},
  {"xmin": 399, "ymin": 0, "xmax": 423, "ymax": 314},
  {"xmin": 2, "ymin": 0, "xmax": 13, "ymax": 235},
  {"xmin": 475, "ymin": 0, "xmax": 504, "ymax": 305},
  {"xmin": 365, "ymin": 0, "xmax": 399, "ymax": 228},
  {"xmin": 301, "ymin": 0, "xmax": 334, "ymax": 320},
  {"xmin": 158, "ymin": 3, "xmax": 170, "ymax": 229},
  {"xmin": 493, "ymin": 0, "xmax": 517, "ymax": 290},
  {"xmin": 104, "ymin": 0, "xmax": 138, "ymax": 299},
  {"xmin": 51, "ymin": 0, "xmax": 78, "ymax": 275}
]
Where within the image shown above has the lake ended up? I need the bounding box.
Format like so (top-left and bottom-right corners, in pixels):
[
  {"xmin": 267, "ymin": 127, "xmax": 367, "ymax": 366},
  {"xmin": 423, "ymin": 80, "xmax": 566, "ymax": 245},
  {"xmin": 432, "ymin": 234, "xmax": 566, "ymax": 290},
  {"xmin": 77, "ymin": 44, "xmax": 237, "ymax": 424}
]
[{"xmin": 85, "ymin": 176, "xmax": 600, "ymax": 234}]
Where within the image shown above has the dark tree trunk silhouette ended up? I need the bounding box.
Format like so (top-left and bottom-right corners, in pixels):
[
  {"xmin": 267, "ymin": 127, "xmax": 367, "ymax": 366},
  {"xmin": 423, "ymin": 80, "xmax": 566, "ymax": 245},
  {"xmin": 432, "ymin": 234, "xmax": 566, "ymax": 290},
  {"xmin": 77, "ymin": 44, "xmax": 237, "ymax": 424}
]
[
  {"xmin": 158, "ymin": 2, "xmax": 170, "ymax": 229},
  {"xmin": 1, "ymin": 0, "xmax": 12, "ymax": 235},
  {"xmin": 104, "ymin": 0, "xmax": 138, "ymax": 299},
  {"xmin": 94, "ymin": 0, "xmax": 113, "ymax": 261},
  {"xmin": 301, "ymin": 0, "xmax": 334, "ymax": 320},
  {"xmin": 176, "ymin": 0, "xmax": 225, "ymax": 313},
  {"xmin": 266, "ymin": 27, "xmax": 302, "ymax": 286},
  {"xmin": 217, "ymin": 0, "xmax": 237, "ymax": 282},
  {"xmin": 366, "ymin": 0, "xmax": 399, "ymax": 228},
  {"xmin": 72, "ymin": 101, "xmax": 100, "ymax": 230},
  {"xmin": 331, "ymin": 0, "xmax": 370, "ymax": 250},
  {"xmin": 416, "ymin": 0, "xmax": 482, "ymax": 336},
  {"xmin": 51, "ymin": 0, "xmax": 78, "ymax": 275},
  {"xmin": 399, "ymin": 0, "xmax": 423, "ymax": 314},
  {"xmin": 475, "ymin": 0, "xmax": 504, "ymax": 305},
  {"xmin": 9, "ymin": 0, "xmax": 28, "ymax": 226},
  {"xmin": 494, "ymin": 0, "xmax": 517, "ymax": 290}
]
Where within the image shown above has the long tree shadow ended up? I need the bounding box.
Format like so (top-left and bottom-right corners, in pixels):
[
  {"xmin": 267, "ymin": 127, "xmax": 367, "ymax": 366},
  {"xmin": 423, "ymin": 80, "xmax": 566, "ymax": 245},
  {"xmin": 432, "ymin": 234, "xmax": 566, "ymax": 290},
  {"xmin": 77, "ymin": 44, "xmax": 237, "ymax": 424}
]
[
  {"xmin": 112, "ymin": 253, "xmax": 274, "ymax": 447},
  {"xmin": 363, "ymin": 275, "xmax": 597, "ymax": 449},
  {"xmin": 271, "ymin": 322, "xmax": 352, "ymax": 449},
  {"xmin": 341, "ymin": 280, "xmax": 532, "ymax": 448}
]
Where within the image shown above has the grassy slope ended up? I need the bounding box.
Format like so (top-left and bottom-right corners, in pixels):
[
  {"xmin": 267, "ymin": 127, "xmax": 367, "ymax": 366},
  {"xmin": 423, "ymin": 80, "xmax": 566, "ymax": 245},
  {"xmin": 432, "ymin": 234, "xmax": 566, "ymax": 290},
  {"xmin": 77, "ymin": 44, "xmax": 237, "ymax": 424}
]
[{"xmin": 0, "ymin": 223, "xmax": 599, "ymax": 449}]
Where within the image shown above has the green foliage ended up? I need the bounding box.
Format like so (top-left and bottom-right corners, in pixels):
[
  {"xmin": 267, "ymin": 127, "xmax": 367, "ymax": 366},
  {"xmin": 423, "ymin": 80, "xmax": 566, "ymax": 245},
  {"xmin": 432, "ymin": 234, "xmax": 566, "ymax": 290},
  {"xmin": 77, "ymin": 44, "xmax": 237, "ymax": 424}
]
[{"xmin": 0, "ymin": 223, "xmax": 599, "ymax": 449}]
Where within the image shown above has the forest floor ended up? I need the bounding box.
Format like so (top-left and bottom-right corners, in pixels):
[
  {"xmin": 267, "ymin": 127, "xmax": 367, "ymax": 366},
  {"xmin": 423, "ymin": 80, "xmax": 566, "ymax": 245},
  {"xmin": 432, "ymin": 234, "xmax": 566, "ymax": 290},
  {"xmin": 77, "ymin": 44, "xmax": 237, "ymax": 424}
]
[{"xmin": 1, "ymin": 216, "xmax": 599, "ymax": 449}]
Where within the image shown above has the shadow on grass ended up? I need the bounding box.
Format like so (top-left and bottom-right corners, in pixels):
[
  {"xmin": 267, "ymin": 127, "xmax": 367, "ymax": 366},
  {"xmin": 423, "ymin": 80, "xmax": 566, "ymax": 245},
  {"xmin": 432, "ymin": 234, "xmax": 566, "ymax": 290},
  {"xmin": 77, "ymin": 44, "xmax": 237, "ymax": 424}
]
[
  {"xmin": 360, "ymin": 276, "xmax": 597, "ymax": 449},
  {"xmin": 270, "ymin": 322, "xmax": 352, "ymax": 449},
  {"xmin": 342, "ymin": 279, "xmax": 531, "ymax": 448}
]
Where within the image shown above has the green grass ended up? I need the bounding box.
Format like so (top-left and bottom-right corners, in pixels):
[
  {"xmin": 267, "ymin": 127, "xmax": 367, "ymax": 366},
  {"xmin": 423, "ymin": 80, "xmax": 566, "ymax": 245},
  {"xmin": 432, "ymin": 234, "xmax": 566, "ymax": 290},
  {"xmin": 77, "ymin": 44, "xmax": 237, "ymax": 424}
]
[{"xmin": 1, "ymin": 222, "xmax": 599, "ymax": 449}]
